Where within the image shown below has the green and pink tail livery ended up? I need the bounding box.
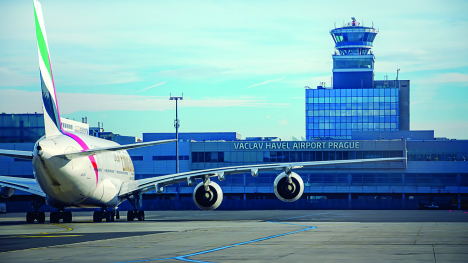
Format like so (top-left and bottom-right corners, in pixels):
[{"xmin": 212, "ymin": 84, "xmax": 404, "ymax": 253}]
[{"xmin": 33, "ymin": 0, "xmax": 62, "ymax": 137}]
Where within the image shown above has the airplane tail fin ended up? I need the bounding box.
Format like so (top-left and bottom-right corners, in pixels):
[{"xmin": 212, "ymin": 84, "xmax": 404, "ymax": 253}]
[{"xmin": 33, "ymin": 0, "xmax": 62, "ymax": 137}]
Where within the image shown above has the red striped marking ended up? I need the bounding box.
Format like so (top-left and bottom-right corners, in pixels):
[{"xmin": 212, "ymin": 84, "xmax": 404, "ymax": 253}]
[{"xmin": 62, "ymin": 131, "xmax": 98, "ymax": 186}]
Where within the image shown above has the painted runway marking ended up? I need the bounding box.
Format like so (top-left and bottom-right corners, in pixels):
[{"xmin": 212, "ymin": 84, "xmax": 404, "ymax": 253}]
[
  {"xmin": 50, "ymin": 223, "xmax": 73, "ymax": 233},
  {"xmin": 113, "ymin": 211, "xmax": 337, "ymax": 263},
  {"xmin": 6, "ymin": 235, "xmax": 82, "ymax": 238},
  {"xmin": 1, "ymin": 223, "xmax": 74, "ymax": 239}
]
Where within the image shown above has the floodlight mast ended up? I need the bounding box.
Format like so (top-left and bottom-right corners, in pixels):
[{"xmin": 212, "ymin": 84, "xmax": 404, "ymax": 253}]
[{"xmin": 169, "ymin": 93, "xmax": 183, "ymax": 174}]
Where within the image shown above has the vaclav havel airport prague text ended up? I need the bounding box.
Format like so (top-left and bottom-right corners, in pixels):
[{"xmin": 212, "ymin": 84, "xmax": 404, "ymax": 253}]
[{"xmin": 233, "ymin": 141, "xmax": 360, "ymax": 150}]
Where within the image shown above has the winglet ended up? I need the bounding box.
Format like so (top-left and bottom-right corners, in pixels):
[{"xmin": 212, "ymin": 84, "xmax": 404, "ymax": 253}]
[{"xmin": 33, "ymin": 0, "xmax": 62, "ymax": 137}]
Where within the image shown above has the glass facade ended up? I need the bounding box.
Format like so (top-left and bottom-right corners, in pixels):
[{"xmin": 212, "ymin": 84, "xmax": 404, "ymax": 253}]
[
  {"xmin": 0, "ymin": 114, "xmax": 45, "ymax": 143},
  {"xmin": 332, "ymin": 32, "xmax": 377, "ymax": 43},
  {"xmin": 192, "ymin": 150, "xmax": 404, "ymax": 163},
  {"xmin": 305, "ymin": 88, "xmax": 399, "ymax": 140},
  {"xmin": 330, "ymin": 27, "xmax": 378, "ymax": 56},
  {"xmin": 333, "ymin": 57, "xmax": 373, "ymax": 69}
]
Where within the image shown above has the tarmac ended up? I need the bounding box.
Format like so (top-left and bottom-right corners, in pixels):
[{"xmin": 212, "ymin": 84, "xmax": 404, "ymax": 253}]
[{"xmin": 0, "ymin": 210, "xmax": 467, "ymax": 262}]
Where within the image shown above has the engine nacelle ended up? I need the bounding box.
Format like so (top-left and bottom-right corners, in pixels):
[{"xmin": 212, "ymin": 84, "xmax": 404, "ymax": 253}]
[
  {"xmin": 193, "ymin": 181, "xmax": 223, "ymax": 211},
  {"xmin": 274, "ymin": 172, "xmax": 304, "ymax": 202},
  {"xmin": 0, "ymin": 187, "xmax": 15, "ymax": 198}
]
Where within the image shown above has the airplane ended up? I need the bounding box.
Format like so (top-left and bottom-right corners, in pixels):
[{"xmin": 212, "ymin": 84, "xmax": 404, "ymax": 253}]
[{"xmin": 0, "ymin": 0, "xmax": 406, "ymax": 224}]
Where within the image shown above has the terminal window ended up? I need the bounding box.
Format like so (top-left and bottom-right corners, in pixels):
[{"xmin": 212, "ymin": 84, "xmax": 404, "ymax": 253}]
[
  {"xmin": 306, "ymin": 88, "xmax": 399, "ymax": 140},
  {"xmin": 192, "ymin": 150, "xmax": 403, "ymax": 163},
  {"xmin": 152, "ymin": 155, "xmax": 189, "ymax": 161},
  {"xmin": 130, "ymin": 156, "xmax": 143, "ymax": 161},
  {"xmin": 333, "ymin": 58, "xmax": 373, "ymax": 69}
]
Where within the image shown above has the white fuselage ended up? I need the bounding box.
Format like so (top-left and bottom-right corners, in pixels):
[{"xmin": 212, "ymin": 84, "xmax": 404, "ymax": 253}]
[{"xmin": 32, "ymin": 132, "xmax": 135, "ymax": 208}]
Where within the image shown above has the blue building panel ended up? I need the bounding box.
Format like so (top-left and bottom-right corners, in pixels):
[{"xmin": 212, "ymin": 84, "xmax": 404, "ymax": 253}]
[{"xmin": 306, "ymin": 88, "xmax": 399, "ymax": 140}]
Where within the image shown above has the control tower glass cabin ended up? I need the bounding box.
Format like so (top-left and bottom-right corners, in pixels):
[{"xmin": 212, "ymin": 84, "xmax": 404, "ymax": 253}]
[{"xmin": 331, "ymin": 18, "xmax": 378, "ymax": 89}]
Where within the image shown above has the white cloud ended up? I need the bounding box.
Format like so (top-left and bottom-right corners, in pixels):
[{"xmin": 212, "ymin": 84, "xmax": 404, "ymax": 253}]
[
  {"xmin": 137, "ymin": 81, "xmax": 167, "ymax": 92},
  {"xmin": 245, "ymin": 76, "xmax": 285, "ymax": 89},
  {"xmin": 413, "ymin": 73, "xmax": 468, "ymax": 84},
  {"xmin": 0, "ymin": 89, "xmax": 288, "ymax": 114},
  {"xmin": 277, "ymin": 119, "xmax": 288, "ymax": 125},
  {"xmin": 54, "ymin": 62, "xmax": 141, "ymax": 86},
  {"xmin": 155, "ymin": 67, "xmax": 229, "ymax": 81},
  {"xmin": 266, "ymin": 115, "xmax": 271, "ymax": 119},
  {"xmin": 0, "ymin": 67, "xmax": 37, "ymax": 87}
]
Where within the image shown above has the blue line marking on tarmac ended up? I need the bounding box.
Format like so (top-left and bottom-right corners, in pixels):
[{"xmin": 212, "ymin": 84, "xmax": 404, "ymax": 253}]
[{"xmin": 113, "ymin": 211, "xmax": 337, "ymax": 263}]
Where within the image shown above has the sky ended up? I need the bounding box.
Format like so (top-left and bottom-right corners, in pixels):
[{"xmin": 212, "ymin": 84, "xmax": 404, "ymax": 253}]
[{"xmin": 1, "ymin": 0, "xmax": 467, "ymax": 140}]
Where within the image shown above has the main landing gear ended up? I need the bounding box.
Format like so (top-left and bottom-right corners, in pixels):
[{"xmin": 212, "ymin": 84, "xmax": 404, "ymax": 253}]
[
  {"xmin": 127, "ymin": 210, "xmax": 145, "ymax": 221},
  {"xmin": 26, "ymin": 211, "xmax": 45, "ymax": 224},
  {"xmin": 50, "ymin": 210, "xmax": 72, "ymax": 223},
  {"xmin": 126, "ymin": 194, "xmax": 145, "ymax": 221},
  {"xmin": 93, "ymin": 208, "xmax": 116, "ymax": 222},
  {"xmin": 26, "ymin": 197, "xmax": 46, "ymax": 224}
]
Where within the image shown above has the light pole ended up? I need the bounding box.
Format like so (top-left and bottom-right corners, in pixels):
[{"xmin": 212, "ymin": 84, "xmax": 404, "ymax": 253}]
[{"xmin": 169, "ymin": 93, "xmax": 183, "ymax": 174}]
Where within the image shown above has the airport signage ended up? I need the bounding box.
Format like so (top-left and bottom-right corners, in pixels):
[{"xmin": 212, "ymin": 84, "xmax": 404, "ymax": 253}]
[{"xmin": 233, "ymin": 141, "xmax": 360, "ymax": 150}]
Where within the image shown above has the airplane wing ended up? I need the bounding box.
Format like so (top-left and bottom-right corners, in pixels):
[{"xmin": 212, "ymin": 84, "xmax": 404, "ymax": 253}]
[
  {"xmin": 0, "ymin": 176, "xmax": 46, "ymax": 197},
  {"xmin": 0, "ymin": 150, "xmax": 34, "ymax": 160},
  {"xmin": 53, "ymin": 139, "xmax": 176, "ymax": 159},
  {"xmin": 119, "ymin": 157, "xmax": 406, "ymax": 197}
]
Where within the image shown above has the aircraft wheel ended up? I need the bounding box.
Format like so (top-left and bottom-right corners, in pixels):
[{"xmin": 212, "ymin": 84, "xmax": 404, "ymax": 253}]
[
  {"xmin": 93, "ymin": 211, "xmax": 103, "ymax": 222},
  {"xmin": 127, "ymin": 211, "xmax": 134, "ymax": 221},
  {"xmin": 50, "ymin": 212, "xmax": 60, "ymax": 223},
  {"xmin": 37, "ymin": 212, "xmax": 46, "ymax": 224},
  {"xmin": 105, "ymin": 211, "xmax": 115, "ymax": 222},
  {"xmin": 63, "ymin": 212, "xmax": 72, "ymax": 223},
  {"xmin": 26, "ymin": 212, "xmax": 35, "ymax": 223},
  {"xmin": 137, "ymin": 211, "xmax": 145, "ymax": 221}
]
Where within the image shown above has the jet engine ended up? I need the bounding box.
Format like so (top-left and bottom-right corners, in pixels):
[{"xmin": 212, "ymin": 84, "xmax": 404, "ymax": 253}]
[
  {"xmin": 193, "ymin": 181, "xmax": 223, "ymax": 211},
  {"xmin": 0, "ymin": 187, "xmax": 15, "ymax": 198},
  {"xmin": 274, "ymin": 172, "xmax": 304, "ymax": 202}
]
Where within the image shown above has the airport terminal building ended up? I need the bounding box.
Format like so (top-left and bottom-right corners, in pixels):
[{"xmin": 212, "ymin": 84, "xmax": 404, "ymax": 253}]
[
  {"xmin": 1, "ymin": 129, "xmax": 467, "ymax": 210},
  {"xmin": 1, "ymin": 19, "xmax": 467, "ymax": 211},
  {"xmin": 125, "ymin": 132, "xmax": 467, "ymax": 210}
]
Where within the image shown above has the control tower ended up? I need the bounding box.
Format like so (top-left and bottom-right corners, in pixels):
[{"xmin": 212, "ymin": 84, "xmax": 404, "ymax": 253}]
[{"xmin": 330, "ymin": 17, "xmax": 378, "ymax": 89}]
